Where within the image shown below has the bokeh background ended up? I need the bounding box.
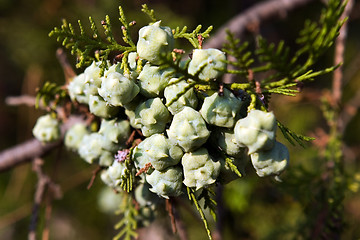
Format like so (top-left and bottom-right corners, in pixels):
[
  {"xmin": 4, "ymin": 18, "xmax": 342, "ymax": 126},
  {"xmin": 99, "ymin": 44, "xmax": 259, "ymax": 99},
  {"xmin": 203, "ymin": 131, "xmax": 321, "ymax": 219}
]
[{"xmin": 1, "ymin": 0, "xmax": 360, "ymax": 239}]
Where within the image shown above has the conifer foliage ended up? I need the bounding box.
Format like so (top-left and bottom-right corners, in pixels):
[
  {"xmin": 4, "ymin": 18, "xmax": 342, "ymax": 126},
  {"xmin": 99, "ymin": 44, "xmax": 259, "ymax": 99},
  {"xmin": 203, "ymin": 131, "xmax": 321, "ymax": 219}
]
[{"xmin": 28, "ymin": 1, "xmax": 347, "ymax": 239}]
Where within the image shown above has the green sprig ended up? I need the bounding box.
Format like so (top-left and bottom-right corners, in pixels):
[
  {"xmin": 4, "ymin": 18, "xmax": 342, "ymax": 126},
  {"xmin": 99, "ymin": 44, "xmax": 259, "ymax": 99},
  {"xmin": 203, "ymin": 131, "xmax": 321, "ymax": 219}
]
[
  {"xmin": 49, "ymin": 11, "xmax": 136, "ymax": 74},
  {"xmin": 113, "ymin": 192, "xmax": 138, "ymax": 240},
  {"xmin": 141, "ymin": 4, "xmax": 157, "ymax": 23},
  {"xmin": 277, "ymin": 121, "xmax": 315, "ymax": 147},
  {"xmin": 223, "ymin": 31, "xmax": 254, "ymax": 76},
  {"xmin": 225, "ymin": 157, "xmax": 243, "ymax": 178},
  {"xmin": 198, "ymin": 188, "xmax": 217, "ymax": 221},
  {"xmin": 223, "ymin": 0, "xmax": 345, "ymax": 100},
  {"xmin": 173, "ymin": 25, "xmax": 213, "ymax": 49},
  {"xmin": 120, "ymin": 148, "xmax": 136, "ymax": 192},
  {"xmin": 35, "ymin": 82, "xmax": 67, "ymax": 110}
]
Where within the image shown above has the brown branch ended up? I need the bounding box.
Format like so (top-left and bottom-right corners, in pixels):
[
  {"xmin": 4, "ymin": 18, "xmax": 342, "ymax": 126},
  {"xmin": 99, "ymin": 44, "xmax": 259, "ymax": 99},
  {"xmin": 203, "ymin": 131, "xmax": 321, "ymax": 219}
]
[
  {"xmin": 56, "ymin": 48, "xmax": 76, "ymax": 84},
  {"xmin": 166, "ymin": 198, "xmax": 177, "ymax": 234},
  {"xmin": 5, "ymin": 95, "xmax": 38, "ymax": 107},
  {"xmin": 87, "ymin": 166, "xmax": 103, "ymax": 190},
  {"xmin": 340, "ymin": 88, "xmax": 360, "ymax": 135},
  {"xmin": 0, "ymin": 116, "xmax": 84, "ymax": 172},
  {"xmin": 28, "ymin": 158, "xmax": 62, "ymax": 240},
  {"xmin": 135, "ymin": 163, "xmax": 153, "ymax": 176},
  {"xmin": 332, "ymin": 0, "xmax": 354, "ymax": 106},
  {"xmin": 172, "ymin": 198, "xmax": 189, "ymax": 240},
  {"xmin": 204, "ymin": 0, "xmax": 316, "ymax": 49}
]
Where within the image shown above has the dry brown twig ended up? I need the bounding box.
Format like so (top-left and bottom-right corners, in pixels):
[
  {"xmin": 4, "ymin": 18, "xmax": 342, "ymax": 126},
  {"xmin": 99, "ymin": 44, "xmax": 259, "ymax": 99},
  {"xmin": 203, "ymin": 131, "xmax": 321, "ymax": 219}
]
[
  {"xmin": 0, "ymin": 114, "xmax": 84, "ymax": 172},
  {"xmin": 28, "ymin": 158, "xmax": 62, "ymax": 240}
]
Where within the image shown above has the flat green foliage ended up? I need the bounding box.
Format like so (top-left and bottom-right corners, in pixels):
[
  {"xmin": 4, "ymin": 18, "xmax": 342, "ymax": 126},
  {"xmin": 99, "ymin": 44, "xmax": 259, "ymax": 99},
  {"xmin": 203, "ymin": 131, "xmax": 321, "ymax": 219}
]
[
  {"xmin": 224, "ymin": 0, "xmax": 345, "ymax": 91},
  {"xmin": 120, "ymin": 148, "xmax": 136, "ymax": 193},
  {"xmin": 49, "ymin": 7, "xmax": 136, "ymax": 74},
  {"xmin": 141, "ymin": 4, "xmax": 157, "ymax": 23},
  {"xmin": 173, "ymin": 25, "xmax": 213, "ymax": 49},
  {"xmin": 222, "ymin": 31, "xmax": 253, "ymax": 77},
  {"xmin": 222, "ymin": 0, "xmax": 345, "ymax": 147},
  {"xmin": 35, "ymin": 81, "xmax": 67, "ymax": 110},
  {"xmin": 224, "ymin": 157, "xmax": 243, "ymax": 178},
  {"xmin": 113, "ymin": 192, "xmax": 138, "ymax": 240}
]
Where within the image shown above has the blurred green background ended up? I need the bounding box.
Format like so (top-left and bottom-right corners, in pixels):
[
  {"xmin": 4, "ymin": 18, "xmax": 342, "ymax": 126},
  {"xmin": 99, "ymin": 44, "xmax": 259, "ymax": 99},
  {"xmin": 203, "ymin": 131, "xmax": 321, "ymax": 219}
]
[{"xmin": 1, "ymin": 0, "xmax": 360, "ymax": 239}]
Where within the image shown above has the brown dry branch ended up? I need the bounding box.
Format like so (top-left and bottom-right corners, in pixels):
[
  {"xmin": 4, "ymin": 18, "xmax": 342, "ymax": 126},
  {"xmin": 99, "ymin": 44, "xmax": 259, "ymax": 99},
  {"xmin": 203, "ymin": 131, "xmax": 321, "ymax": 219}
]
[
  {"xmin": 5, "ymin": 95, "xmax": 39, "ymax": 107},
  {"xmin": 166, "ymin": 198, "xmax": 177, "ymax": 234},
  {"xmin": 135, "ymin": 162, "xmax": 153, "ymax": 176},
  {"xmin": 87, "ymin": 166, "xmax": 104, "ymax": 190},
  {"xmin": 332, "ymin": 0, "xmax": 355, "ymax": 132},
  {"xmin": 28, "ymin": 158, "xmax": 62, "ymax": 240},
  {"xmin": 56, "ymin": 48, "xmax": 76, "ymax": 84},
  {"xmin": 332, "ymin": 0, "xmax": 355, "ymax": 103},
  {"xmin": 0, "ymin": 114, "xmax": 84, "ymax": 172},
  {"xmin": 204, "ymin": 0, "xmax": 316, "ymax": 49},
  {"xmin": 172, "ymin": 201, "xmax": 189, "ymax": 240}
]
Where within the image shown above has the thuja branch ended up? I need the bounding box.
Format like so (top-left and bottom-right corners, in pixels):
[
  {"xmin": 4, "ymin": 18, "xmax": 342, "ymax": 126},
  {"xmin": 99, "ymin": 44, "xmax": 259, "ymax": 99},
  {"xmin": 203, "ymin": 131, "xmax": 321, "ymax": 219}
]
[{"xmin": 49, "ymin": 8, "xmax": 137, "ymax": 71}]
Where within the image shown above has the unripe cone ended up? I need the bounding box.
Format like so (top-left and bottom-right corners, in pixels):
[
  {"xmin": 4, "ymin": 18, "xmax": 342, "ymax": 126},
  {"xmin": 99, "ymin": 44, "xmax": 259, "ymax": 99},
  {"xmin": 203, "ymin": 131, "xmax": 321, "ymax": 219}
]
[
  {"xmin": 132, "ymin": 140, "xmax": 149, "ymax": 171},
  {"xmin": 78, "ymin": 133, "xmax": 104, "ymax": 164},
  {"xmin": 65, "ymin": 123, "xmax": 89, "ymax": 151},
  {"xmin": 210, "ymin": 128, "xmax": 245, "ymax": 158},
  {"xmin": 164, "ymin": 78, "xmax": 198, "ymax": 115},
  {"xmin": 200, "ymin": 88, "xmax": 243, "ymax": 128},
  {"xmin": 134, "ymin": 98, "xmax": 171, "ymax": 137},
  {"xmin": 98, "ymin": 72, "xmax": 139, "ymax": 106},
  {"xmin": 98, "ymin": 119, "xmax": 131, "ymax": 147},
  {"xmin": 68, "ymin": 73, "xmax": 88, "ymax": 104},
  {"xmin": 83, "ymin": 62, "xmax": 104, "ymax": 97},
  {"xmin": 137, "ymin": 63, "xmax": 174, "ymax": 97},
  {"xmin": 250, "ymin": 141, "xmax": 289, "ymax": 177},
  {"xmin": 134, "ymin": 183, "xmax": 159, "ymax": 207},
  {"xmin": 181, "ymin": 148, "xmax": 221, "ymax": 190},
  {"xmin": 167, "ymin": 106, "xmax": 210, "ymax": 152},
  {"xmin": 88, "ymin": 95, "xmax": 119, "ymax": 119},
  {"xmin": 188, "ymin": 48, "xmax": 226, "ymax": 81},
  {"xmin": 146, "ymin": 166, "xmax": 183, "ymax": 199},
  {"xmin": 138, "ymin": 134, "xmax": 183, "ymax": 171},
  {"xmin": 234, "ymin": 109, "xmax": 277, "ymax": 154},
  {"xmin": 137, "ymin": 21, "xmax": 174, "ymax": 65},
  {"xmin": 32, "ymin": 114, "xmax": 61, "ymax": 143},
  {"xmin": 107, "ymin": 160, "xmax": 127, "ymax": 186}
]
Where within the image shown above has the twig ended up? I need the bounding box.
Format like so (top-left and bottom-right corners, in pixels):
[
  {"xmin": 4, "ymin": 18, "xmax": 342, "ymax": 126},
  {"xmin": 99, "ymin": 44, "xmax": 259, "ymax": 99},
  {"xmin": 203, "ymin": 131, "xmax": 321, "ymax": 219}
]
[
  {"xmin": 340, "ymin": 88, "xmax": 360, "ymax": 134},
  {"xmin": 5, "ymin": 95, "xmax": 38, "ymax": 107},
  {"xmin": 332, "ymin": 0, "xmax": 355, "ymax": 132},
  {"xmin": 56, "ymin": 48, "xmax": 76, "ymax": 84},
  {"xmin": 166, "ymin": 198, "xmax": 177, "ymax": 234},
  {"xmin": 0, "ymin": 115, "xmax": 84, "ymax": 172},
  {"xmin": 172, "ymin": 199, "xmax": 188, "ymax": 240},
  {"xmin": 204, "ymin": 0, "xmax": 315, "ymax": 49},
  {"xmin": 332, "ymin": 0, "xmax": 354, "ymax": 105},
  {"xmin": 28, "ymin": 158, "xmax": 62, "ymax": 240},
  {"xmin": 87, "ymin": 166, "xmax": 103, "ymax": 190},
  {"xmin": 135, "ymin": 163, "xmax": 152, "ymax": 176}
]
